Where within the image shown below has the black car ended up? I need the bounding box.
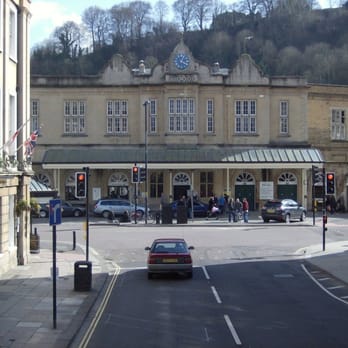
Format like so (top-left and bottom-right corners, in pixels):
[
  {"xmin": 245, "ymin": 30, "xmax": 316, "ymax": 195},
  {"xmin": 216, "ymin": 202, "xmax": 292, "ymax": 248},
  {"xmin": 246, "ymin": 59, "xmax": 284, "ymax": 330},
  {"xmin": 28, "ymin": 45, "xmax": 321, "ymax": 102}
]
[
  {"xmin": 261, "ymin": 199, "xmax": 306, "ymax": 223},
  {"xmin": 33, "ymin": 201, "xmax": 86, "ymax": 218}
]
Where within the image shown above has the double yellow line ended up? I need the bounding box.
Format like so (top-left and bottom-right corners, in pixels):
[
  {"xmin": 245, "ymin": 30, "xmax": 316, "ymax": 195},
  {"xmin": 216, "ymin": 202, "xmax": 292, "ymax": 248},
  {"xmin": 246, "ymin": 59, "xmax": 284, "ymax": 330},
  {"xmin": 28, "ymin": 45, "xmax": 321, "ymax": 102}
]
[{"xmin": 78, "ymin": 264, "xmax": 121, "ymax": 348}]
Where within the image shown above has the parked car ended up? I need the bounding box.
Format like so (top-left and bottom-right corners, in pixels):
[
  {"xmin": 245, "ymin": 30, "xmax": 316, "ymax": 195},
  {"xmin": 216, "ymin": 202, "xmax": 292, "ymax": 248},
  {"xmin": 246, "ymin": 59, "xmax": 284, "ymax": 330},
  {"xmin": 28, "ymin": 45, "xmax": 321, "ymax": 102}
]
[
  {"xmin": 261, "ymin": 199, "xmax": 306, "ymax": 223},
  {"xmin": 33, "ymin": 201, "xmax": 86, "ymax": 218},
  {"xmin": 145, "ymin": 238, "xmax": 194, "ymax": 279},
  {"xmin": 93, "ymin": 198, "xmax": 147, "ymax": 220},
  {"xmin": 170, "ymin": 200, "xmax": 209, "ymax": 218}
]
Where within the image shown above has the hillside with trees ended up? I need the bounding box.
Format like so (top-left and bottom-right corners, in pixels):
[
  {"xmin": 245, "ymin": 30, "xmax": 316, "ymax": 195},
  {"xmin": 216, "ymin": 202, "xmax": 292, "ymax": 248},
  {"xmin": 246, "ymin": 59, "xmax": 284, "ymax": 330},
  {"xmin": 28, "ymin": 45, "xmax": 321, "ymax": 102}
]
[{"xmin": 30, "ymin": 0, "xmax": 348, "ymax": 84}]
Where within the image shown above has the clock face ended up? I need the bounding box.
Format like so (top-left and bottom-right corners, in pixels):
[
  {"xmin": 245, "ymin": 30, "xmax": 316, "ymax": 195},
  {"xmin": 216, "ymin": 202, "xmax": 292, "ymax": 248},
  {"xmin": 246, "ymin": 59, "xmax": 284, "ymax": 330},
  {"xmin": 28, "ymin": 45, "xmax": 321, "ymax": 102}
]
[{"xmin": 174, "ymin": 53, "xmax": 190, "ymax": 70}]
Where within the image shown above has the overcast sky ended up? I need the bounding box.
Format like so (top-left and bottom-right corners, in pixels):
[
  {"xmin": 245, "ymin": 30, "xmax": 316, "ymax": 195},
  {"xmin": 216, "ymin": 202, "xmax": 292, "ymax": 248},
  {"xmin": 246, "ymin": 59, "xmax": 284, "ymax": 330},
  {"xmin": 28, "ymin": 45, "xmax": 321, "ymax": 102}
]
[{"xmin": 30, "ymin": 0, "xmax": 336, "ymax": 48}]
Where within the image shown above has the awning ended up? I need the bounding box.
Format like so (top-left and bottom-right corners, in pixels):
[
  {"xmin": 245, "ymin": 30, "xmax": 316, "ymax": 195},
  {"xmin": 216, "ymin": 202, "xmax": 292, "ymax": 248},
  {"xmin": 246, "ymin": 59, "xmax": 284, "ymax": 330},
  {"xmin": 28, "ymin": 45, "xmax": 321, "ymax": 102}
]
[
  {"xmin": 41, "ymin": 146, "xmax": 324, "ymax": 170},
  {"xmin": 30, "ymin": 178, "xmax": 57, "ymax": 197}
]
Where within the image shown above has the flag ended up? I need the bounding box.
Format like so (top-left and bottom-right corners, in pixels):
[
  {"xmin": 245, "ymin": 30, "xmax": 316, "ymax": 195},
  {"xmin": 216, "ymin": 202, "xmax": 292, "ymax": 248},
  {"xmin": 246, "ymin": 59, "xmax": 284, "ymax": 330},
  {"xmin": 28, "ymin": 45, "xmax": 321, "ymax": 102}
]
[
  {"xmin": 24, "ymin": 129, "xmax": 40, "ymax": 157},
  {"xmin": 0, "ymin": 119, "xmax": 30, "ymax": 152}
]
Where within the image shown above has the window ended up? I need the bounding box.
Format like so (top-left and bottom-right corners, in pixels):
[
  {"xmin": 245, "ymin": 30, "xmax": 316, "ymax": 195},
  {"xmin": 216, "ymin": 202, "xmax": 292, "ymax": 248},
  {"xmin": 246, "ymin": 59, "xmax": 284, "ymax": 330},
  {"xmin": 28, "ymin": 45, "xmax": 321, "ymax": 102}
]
[
  {"xmin": 207, "ymin": 99, "xmax": 214, "ymax": 133},
  {"xmin": 150, "ymin": 172, "xmax": 163, "ymax": 198},
  {"xmin": 331, "ymin": 109, "xmax": 346, "ymax": 140},
  {"xmin": 200, "ymin": 172, "xmax": 214, "ymax": 198},
  {"xmin": 31, "ymin": 100, "xmax": 40, "ymax": 132},
  {"xmin": 168, "ymin": 98, "xmax": 195, "ymax": 133},
  {"xmin": 280, "ymin": 101, "xmax": 289, "ymax": 134},
  {"xmin": 106, "ymin": 100, "xmax": 128, "ymax": 134},
  {"xmin": 235, "ymin": 100, "xmax": 256, "ymax": 134},
  {"xmin": 64, "ymin": 100, "xmax": 86, "ymax": 134},
  {"xmin": 9, "ymin": 3, "xmax": 17, "ymax": 61},
  {"xmin": 149, "ymin": 99, "xmax": 157, "ymax": 134}
]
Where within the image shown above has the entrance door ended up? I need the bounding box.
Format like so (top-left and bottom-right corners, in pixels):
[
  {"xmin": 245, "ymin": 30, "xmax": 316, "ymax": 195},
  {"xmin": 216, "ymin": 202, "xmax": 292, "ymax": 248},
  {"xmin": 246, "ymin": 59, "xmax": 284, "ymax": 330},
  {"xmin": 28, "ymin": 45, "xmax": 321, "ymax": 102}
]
[
  {"xmin": 235, "ymin": 185, "xmax": 255, "ymax": 210},
  {"xmin": 173, "ymin": 172, "xmax": 191, "ymax": 201}
]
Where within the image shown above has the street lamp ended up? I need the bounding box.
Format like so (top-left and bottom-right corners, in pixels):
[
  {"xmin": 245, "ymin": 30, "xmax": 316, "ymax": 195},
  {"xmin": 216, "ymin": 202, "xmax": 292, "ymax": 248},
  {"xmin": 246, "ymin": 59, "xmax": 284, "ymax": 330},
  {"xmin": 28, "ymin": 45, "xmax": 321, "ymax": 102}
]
[{"xmin": 143, "ymin": 100, "xmax": 149, "ymax": 224}]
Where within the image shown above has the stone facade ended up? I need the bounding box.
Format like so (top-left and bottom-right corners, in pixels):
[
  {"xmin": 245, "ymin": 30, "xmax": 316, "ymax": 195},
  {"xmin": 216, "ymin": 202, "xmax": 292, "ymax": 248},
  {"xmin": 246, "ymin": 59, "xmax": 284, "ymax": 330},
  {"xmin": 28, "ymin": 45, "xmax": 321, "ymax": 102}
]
[
  {"xmin": 31, "ymin": 40, "xmax": 327, "ymax": 214},
  {"xmin": 0, "ymin": 0, "xmax": 32, "ymax": 275}
]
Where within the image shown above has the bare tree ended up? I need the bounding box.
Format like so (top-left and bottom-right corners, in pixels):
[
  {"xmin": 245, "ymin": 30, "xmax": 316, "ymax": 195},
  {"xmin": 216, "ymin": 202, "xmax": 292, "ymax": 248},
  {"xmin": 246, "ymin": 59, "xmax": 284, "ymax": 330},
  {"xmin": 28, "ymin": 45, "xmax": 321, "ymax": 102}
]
[
  {"xmin": 129, "ymin": 1, "xmax": 152, "ymax": 38},
  {"xmin": 153, "ymin": 0, "xmax": 169, "ymax": 33},
  {"xmin": 212, "ymin": 0, "xmax": 228, "ymax": 18},
  {"xmin": 53, "ymin": 21, "xmax": 82, "ymax": 58},
  {"xmin": 193, "ymin": 0, "xmax": 213, "ymax": 30},
  {"xmin": 110, "ymin": 4, "xmax": 134, "ymax": 40},
  {"xmin": 238, "ymin": 0, "xmax": 263, "ymax": 17},
  {"xmin": 173, "ymin": 0, "xmax": 195, "ymax": 32},
  {"xmin": 82, "ymin": 6, "xmax": 111, "ymax": 51}
]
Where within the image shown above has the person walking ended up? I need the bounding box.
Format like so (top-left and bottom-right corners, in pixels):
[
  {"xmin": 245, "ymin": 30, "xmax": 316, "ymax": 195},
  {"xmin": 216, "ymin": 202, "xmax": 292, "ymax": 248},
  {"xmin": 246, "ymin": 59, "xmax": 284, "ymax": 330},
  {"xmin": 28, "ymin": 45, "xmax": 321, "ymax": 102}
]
[
  {"xmin": 242, "ymin": 197, "xmax": 249, "ymax": 223},
  {"xmin": 235, "ymin": 198, "xmax": 242, "ymax": 222},
  {"xmin": 228, "ymin": 197, "xmax": 236, "ymax": 223}
]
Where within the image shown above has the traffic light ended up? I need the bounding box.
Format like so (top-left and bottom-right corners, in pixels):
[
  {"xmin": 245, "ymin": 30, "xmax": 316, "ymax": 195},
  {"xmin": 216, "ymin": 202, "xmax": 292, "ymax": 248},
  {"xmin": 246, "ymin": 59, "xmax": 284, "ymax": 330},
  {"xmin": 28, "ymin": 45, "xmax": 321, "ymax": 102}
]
[
  {"xmin": 75, "ymin": 172, "xmax": 86, "ymax": 198},
  {"xmin": 326, "ymin": 172, "xmax": 335, "ymax": 194},
  {"xmin": 132, "ymin": 166, "xmax": 139, "ymax": 183},
  {"xmin": 140, "ymin": 167, "xmax": 146, "ymax": 182}
]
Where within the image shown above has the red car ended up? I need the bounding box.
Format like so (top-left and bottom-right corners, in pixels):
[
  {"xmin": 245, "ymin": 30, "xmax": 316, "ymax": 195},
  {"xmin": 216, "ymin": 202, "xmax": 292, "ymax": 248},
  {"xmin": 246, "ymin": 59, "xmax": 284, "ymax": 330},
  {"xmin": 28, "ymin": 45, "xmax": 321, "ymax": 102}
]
[{"xmin": 145, "ymin": 238, "xmax": 194, "ymax": 279}]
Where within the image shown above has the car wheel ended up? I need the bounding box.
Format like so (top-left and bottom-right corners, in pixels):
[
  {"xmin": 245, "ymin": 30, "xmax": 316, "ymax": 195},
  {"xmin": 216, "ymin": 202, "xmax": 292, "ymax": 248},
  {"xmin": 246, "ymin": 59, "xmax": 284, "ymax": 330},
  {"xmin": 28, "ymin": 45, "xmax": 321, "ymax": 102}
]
[
  {"xmin": 147, "ymin": 272, "xmax": 153, "ymax": 279},
  {"xmin": 73, "ymin": 210, "xmax": 82, "ymax": 217},
  {"xmin": 285, "ymin": 214, "xmax": 291, "ymax": 223},
  {"xmin": 39, "ymin": 209, "xmax": 48, "ymax": 218},
  {"xmin": 300, "ymin": 212, "xmax": 306, "ymax": 221},
  {"xmin": 102, "ymin": 210, "xmax": 111, "ymax": 219},
  {"xmin": 263, "ymin": 218, "xmax": 269, "ymax": 223},
  {"xmin": 187, "ymin": 271, "xmax": 193, "ymax": 279}
]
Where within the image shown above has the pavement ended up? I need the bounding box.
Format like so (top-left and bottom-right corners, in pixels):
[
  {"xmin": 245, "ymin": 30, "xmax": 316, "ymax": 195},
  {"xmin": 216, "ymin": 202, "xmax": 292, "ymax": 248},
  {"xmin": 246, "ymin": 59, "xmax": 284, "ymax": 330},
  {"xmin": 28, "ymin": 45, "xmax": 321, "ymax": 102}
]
[{"xmin": 0, "ymin": 213, "xmax": 348, "ymax": 348}]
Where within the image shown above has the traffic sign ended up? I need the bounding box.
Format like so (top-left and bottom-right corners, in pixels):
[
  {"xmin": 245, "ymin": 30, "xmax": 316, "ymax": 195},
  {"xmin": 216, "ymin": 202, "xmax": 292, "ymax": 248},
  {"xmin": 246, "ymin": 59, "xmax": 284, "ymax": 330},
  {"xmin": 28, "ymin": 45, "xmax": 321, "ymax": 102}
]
[{"xmin": 49, "ymin": 199, "xmax": 62, "ymax": 225}]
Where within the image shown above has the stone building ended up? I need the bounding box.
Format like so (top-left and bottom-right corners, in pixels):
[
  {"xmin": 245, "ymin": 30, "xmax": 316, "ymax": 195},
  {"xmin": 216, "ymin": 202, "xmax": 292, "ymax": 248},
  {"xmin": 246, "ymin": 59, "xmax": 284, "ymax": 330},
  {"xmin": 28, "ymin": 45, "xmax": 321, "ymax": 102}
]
[
  {"xmin": 30, "ymin": 40, "xmax": 324, "ymax": 213},
  {"xmin": 0, "ymin": 0, "xmax": 32, "ymax": 274}
]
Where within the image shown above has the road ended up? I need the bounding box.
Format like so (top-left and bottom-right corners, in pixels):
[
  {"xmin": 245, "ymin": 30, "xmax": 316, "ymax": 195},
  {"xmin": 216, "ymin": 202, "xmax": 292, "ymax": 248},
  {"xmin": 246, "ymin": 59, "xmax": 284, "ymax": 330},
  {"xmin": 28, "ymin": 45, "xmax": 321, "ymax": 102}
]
[{"xmin": 33, "ymin": 217, "xmax": 348, "ymax": 347}]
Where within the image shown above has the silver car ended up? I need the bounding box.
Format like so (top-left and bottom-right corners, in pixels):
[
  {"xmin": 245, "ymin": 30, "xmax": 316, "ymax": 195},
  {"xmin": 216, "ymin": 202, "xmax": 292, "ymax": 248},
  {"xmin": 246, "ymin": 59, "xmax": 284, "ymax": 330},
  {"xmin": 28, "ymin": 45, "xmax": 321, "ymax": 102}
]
[{"xmin": 93, "ymin": 198, "xmax": 146, "ymax": 219}]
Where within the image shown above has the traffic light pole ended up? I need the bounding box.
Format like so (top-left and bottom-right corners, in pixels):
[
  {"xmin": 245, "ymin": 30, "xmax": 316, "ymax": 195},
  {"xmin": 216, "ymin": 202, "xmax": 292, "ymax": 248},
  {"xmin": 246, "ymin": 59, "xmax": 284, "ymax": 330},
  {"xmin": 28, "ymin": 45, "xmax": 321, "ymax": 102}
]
[
  {"xmin": 83, "ymin": 167, "xmax": 90, "ymax": 261},
  {"xmin": 143, "ymin": 101, "xmax": 149, "ymax": 224},
  {"xmin": 322, "ymin": 167, "xmax": 326, "ymax": 251}
]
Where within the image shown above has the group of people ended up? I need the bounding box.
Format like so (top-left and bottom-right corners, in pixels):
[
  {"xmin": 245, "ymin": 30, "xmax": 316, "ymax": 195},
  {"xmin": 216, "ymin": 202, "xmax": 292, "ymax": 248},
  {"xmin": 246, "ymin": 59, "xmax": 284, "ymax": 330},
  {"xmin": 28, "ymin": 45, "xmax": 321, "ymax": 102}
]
[{"xmin": 207, "ymin": 194, "xmax": 249, "ymax": 223}]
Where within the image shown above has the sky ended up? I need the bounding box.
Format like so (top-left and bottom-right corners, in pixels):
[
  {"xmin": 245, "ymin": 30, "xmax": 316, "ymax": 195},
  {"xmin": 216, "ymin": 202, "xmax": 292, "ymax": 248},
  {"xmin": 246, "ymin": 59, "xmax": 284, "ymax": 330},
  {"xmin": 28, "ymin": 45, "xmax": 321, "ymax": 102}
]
[{"xmin": 30, "ymin": 0, "xmax": 334, "ymax": 49}]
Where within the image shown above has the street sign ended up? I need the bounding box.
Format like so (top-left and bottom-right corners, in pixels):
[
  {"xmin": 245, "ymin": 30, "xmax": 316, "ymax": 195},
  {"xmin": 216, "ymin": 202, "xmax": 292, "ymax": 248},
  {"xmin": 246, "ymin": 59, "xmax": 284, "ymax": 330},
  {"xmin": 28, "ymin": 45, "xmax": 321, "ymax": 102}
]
[{"xmin": 49, "ymin": 199, "xmax": 61, "ymax": 225}]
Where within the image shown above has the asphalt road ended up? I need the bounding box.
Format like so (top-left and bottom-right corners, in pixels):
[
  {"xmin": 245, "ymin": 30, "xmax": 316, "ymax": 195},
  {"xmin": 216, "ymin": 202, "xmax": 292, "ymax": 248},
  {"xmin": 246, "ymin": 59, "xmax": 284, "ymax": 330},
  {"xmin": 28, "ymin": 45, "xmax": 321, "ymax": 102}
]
[
  {"xmin": 33, "ymin": 218, "xmax": 348, "ymax": 347},
  {"xmin": 84, "ymin": 260, "xmax": 348, "ymax": 348}
]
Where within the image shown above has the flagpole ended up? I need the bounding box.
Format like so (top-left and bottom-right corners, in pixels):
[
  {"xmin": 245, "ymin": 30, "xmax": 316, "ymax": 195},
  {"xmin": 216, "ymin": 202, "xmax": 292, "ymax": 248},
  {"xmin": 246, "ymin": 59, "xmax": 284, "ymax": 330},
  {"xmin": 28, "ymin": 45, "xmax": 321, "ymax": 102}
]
[{"xmin": 0, "ymin": 118, "xmax": 31, "ymax": 152}]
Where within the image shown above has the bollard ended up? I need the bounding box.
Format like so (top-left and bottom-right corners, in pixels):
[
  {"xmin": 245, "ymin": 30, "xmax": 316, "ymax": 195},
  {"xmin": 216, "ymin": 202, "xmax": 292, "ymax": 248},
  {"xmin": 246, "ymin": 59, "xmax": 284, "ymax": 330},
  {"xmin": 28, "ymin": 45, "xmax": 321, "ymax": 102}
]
[{"xmin": 72, "ymin": 230, "xmax": 76, "ymax": 250}]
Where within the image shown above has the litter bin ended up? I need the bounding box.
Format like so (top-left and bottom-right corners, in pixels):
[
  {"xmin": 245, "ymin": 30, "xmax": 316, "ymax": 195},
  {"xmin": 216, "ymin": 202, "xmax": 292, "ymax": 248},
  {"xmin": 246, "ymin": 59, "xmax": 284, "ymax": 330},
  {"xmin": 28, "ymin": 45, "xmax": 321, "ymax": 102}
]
[
  {"xmin": 30, "ymin": 228, "xmax": 40, "ymax": 254},
  {"xmin": 161, "ymin": 205, "xmax": 173, "ymax": 224},
  {"xmin": 177, "ymin": 206, "xmax": 188, "ymax": 224},
  {"xmin": 74, "ymin": 261, "xmax": 92, "ymax": 291}
]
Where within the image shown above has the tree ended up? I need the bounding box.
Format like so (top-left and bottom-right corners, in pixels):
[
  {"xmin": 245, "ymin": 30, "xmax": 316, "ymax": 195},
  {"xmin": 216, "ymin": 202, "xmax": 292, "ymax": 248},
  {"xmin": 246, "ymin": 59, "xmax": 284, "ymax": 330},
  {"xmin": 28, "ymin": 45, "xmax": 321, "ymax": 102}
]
[
  {"xmin": 192, "ymin": 0, "xmax": 213, "ymax": 30},
  {"xmin": 53, "ymin": 21, "xmax": 82, "ymax": 58},
  {"xmin": 173, "ymin": 0, "xmax": 195, "ymax": 32},
  {"xmin": 153, "ymin": 0, "xmax": 170, "ymax": 34},
  {"xmin": 129, "ymin": 1, "xmax": 152, "ymax": 39},
  {"xmin": 82, "ymin": 6, "xmax": 111, "ymax": 51}
]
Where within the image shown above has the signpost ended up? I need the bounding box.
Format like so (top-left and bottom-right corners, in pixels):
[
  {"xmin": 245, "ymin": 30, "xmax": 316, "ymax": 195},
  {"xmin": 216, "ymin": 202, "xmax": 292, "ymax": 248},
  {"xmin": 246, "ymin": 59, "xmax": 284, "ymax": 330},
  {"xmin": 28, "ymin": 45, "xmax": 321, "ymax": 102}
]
[{"xmin": 49, "ymin": 199, "xmax": 61, "ymax": 329}]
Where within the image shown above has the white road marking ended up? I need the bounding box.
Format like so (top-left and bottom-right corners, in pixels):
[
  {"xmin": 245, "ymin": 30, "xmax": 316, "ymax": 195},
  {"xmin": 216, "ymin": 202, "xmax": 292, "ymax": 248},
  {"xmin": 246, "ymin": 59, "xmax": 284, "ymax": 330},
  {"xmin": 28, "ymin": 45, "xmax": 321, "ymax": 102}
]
[
  {"xmin": 202, "ymin": 266, "xmax": 210, "ymax": 280},
  {"xmin": 327, "ymin": 285, "xmax": 345, "ymax": 290},
  {"xmin": 318, "ymin": 277, "xmax": 331, "ymax": 281},
  {"xmin": 224, "ymin": 314, "xmax": 242, "ymax": 346},
  {"xmin": 211, "ymin": 286, "xmax": 222, "ymax": 304},
  {"xmin": 341, "ymin": 295, "xmax": 348, "ymax": 299},
  {"xmin": 301, "ymin": 264, "xmax": 348, "ymax": 305}
]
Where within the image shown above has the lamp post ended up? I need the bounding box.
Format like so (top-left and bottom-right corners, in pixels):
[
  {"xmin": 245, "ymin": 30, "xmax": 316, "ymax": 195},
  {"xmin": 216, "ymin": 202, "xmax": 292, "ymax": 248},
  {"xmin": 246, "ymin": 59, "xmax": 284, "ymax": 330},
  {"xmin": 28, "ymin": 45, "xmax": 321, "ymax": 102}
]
[
  {"xmin": 143, "ymin": 100, "xmax": 149, "ymax": 224},
  {"xmin": 243, "ymin": 36, "xmax": 253, "ymax": 53}
]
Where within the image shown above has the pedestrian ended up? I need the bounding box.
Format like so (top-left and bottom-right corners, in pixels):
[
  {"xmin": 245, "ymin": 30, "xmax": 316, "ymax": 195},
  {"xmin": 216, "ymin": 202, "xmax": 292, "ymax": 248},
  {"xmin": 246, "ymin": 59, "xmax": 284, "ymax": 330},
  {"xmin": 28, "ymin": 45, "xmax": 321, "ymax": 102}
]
[
  {"xmin": 242, "ymin": 197, "xmax": 249, "ymax": 223},
  {"xmin": 218, "ymin": 194, "xmax": 225, "ymax": 215},
  {"xmin": 235, "ymin": 198, "xmax": 242, "ymax": 221},
  {"xmin": 228, "ymin": 197, "xmax": 236, "ymax": 223}
]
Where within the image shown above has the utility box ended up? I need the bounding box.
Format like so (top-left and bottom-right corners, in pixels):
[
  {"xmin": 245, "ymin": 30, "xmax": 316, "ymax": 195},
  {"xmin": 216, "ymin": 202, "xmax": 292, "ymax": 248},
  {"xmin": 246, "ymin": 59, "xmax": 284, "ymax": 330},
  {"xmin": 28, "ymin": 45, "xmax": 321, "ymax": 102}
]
[{"xmin": 74, "ymin": 261, "xmax": 92, "ymax": 291}]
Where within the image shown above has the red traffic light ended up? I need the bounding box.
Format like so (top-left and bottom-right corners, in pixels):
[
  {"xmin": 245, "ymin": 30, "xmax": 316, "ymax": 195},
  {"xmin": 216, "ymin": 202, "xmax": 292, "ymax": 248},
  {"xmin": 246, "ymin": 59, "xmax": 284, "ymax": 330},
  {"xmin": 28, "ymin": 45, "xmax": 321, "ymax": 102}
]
[
  {"xmin": 77, "ymin": 173, "xmax": 85, "ymax": 181},
  {"xmin": 327, "ymin": 173, "xmax": 334, "ymax": 181},
  {"xmin": 133, "ymin": 167, "xmax": 138, "ymax": 173}
]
